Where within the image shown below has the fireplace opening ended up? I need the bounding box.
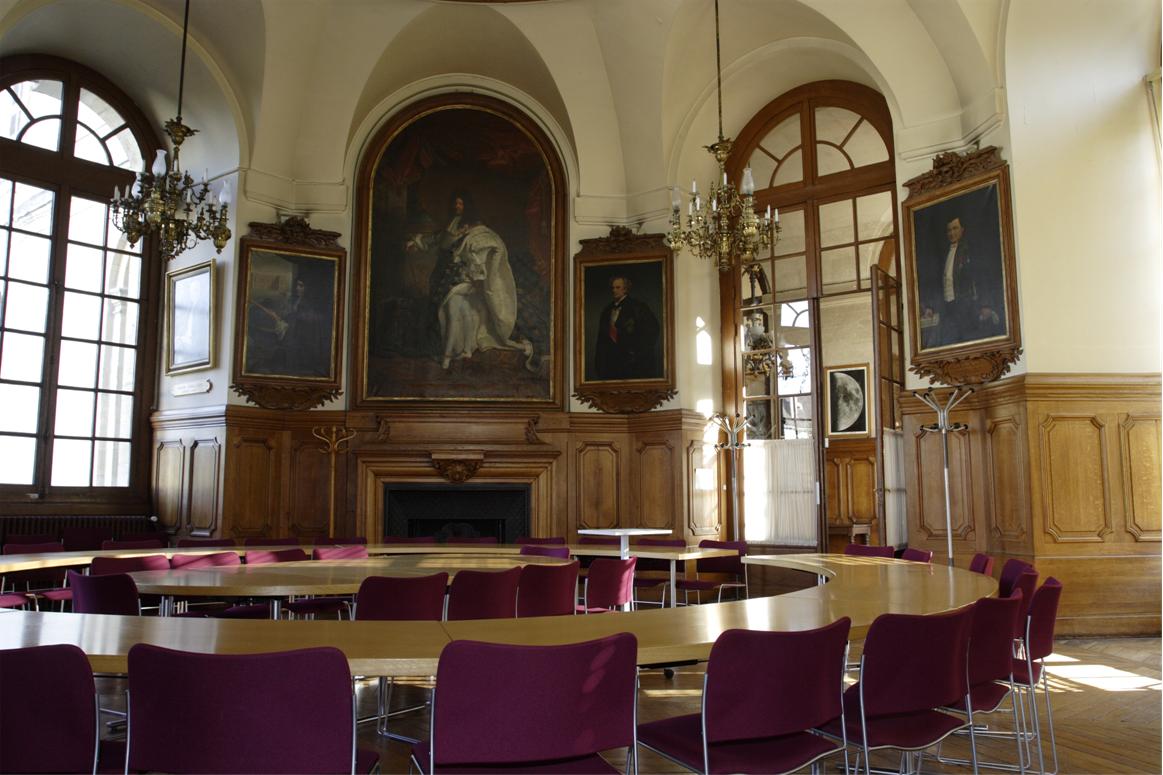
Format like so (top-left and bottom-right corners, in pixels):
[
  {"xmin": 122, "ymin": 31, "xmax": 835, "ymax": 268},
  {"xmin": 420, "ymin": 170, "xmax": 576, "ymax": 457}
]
[{"xmin": 383, "ymin": 484, "xmax": 530, "ymax": 543}]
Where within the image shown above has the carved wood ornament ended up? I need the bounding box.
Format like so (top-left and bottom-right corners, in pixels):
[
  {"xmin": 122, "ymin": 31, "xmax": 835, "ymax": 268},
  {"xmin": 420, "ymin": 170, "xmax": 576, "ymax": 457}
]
[
  {"xmin": 901, "ymin": 147, "xmax": 1023, "ymax": 387},
  {"xmin": 430, "ymin": 454, "xmax": 484, "ymax": 483}
]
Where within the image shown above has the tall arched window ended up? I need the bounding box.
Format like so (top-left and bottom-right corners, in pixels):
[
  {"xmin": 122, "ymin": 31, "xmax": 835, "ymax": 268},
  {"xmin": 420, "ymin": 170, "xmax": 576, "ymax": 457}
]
[{"xmin": 0, "ymin": 56, "xmax": 158, "ymax": 509}]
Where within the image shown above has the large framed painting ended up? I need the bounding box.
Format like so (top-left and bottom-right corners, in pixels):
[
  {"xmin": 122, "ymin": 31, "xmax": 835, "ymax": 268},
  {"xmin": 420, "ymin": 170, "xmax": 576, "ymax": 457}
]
[
  {"xmin": 352, "ymin": 94, "xmax": 566, "ymax": 408},
  {"xmin": 230, "ymin": 218, "xmax": 345, "ymax": 410},
  {"xmin": 825, "ymin": 364, "xmax": 870, "ymax": 437},
  {"xmin": 902, "ymin": 146, "xmax": 1021, "ymax": 385},
  {"xmin": 164, "ymin": 259, "xmax": 214, "ymax": 375},
  {"xmin": 572, "ymin": 227, "xmax": 676, "ymax": 413}
]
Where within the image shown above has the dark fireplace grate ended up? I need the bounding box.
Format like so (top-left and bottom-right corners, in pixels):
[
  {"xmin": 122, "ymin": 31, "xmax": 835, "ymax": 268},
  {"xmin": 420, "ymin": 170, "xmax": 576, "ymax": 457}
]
[{"xmin": 383, "ymin": 484, "xmax": 530, "ymax": 543}]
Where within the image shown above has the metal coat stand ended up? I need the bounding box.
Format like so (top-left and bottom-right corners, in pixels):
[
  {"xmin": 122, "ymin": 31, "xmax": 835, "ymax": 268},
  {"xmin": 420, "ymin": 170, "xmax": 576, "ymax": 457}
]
[
  {"xmin": 912, "ymin": 386, "xmax": 973, "ymax": 567},
  {"xmin": 312, "ymin": 425, "xmax": 357, "ymax": 539},
  {"xmin": 711, "ymin": 413, "xmax": 749, "ymax": 542}
]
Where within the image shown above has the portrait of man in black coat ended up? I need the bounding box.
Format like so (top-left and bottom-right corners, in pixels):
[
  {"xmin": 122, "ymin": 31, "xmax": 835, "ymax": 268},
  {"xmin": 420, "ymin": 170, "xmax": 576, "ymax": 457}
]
[{"xmin": 593, "ymin": 275, "xmax": 661, "ymax": 380}]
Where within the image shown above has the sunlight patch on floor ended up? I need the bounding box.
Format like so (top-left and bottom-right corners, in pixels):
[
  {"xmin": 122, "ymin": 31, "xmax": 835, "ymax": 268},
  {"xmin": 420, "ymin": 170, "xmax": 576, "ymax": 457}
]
[{"xmin": 1046, "ymin": 663, "xmax": 1163, "ymax": 692}]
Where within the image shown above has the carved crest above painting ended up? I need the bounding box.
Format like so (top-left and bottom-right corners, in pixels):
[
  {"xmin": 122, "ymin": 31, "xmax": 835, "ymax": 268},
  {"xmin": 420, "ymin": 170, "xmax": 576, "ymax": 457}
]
[
  {"xmin": 572, "ymin": 227, "xmax": 678, "ymax": 414},
  {"xmin": 902, "ymin": 147, "xmax": 1022, "ymax": 386}
]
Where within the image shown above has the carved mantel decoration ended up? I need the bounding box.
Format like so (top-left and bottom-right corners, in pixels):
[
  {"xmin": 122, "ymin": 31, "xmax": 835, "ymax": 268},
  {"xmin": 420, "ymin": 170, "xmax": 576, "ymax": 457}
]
[
  {"xmin": 430, "ymin": 451, "xmax": 485, "ymax": 483},
  {"xmin": 572, "ymin": 226, "xmax": 677, "ymax": 414},
  {"xmin": 901, "ymin": 146, "xmax": 1022, "ymax": 386},
  {"xmin": 230, "ymin": 218, "xmax": 347, "ymax": 410}
]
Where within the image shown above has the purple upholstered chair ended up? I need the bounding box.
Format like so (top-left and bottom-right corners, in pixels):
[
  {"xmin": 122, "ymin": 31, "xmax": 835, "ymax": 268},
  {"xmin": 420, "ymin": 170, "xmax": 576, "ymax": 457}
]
[
  {"xmin": 901, "ymin": 547, "xmax": 934, "ymax": 563},
  {"xmin": 61, "ymin": 526, "xmax": 113, "ymax": 551},
  {"xmin": 518, "ymin": 544, "xmax": 571, "ymax": 559},
  {"xmin": 445, "ymin": 567, "xmax": 521, "ymax": 621},
  {"xmin": 998, "ymin": 558, "xmax": 1036, "ymax": 598},
  {"xmin": 89, "ymin": 554, "xmax": 170, "ymax": 575},
  {"xmin": 639, "ymin": 619, "xmax": 852, "ymax": 774},
  {"xmin": 677, "ymin": 539, "xmax": 748, "ymax": 604},
  {"xmin": 0, "ymin": 644, "xmax": 123, "ymax": 773},
  {"xmin": 281, "ymin": 545, "xmax": 368, "ymax": 620},
  {"xmin": 126, "ymin": 644, "xmax": 379, "ymax": 773},
  {"xmin": 1013, "ymin": 577, "xmax": 1064, "ymax": 775},
  {"xmin": 516, "ymin": 560, "xmax": 579, "ymax": 617},
  {"xmin": 843, "ymin": 543, "xmax": 895, "ymax": 558},
  {"xmin": 819, "ymin": 605, "xmax": 977, "ymax": 773},
  {"xmin": 633, "ymin": 537, "xmax": 686, "ymax": 608},
  {"xmin": 3, "ymin": 541, "xmax": 73, "ymax": 611},
  {"xmin": 68, "ymin": 569, "xmax": 140, "ymax": 615},
  {"xmin": 1008, "ymin": 568, "xmax": 1039, "ymax": 632},
  {"xmin": 244, "ymin": 547, "xmax": 309, "ymax": 565},
  {"xmin": 969, "ymin": 552, "xmax": 995, "ymax": 577},
  {"xmin": 578, "ymin": 557, "xmax": 636, "ymax": 613},
  {"xmin": 411, "ymin": 633, "xmax": 638, "ymax": 773},
  {"xmin": 0, "ymin": 592, "xmax": 30, "ymax": 609},
  {"xmin": 169, "ymin": 551, "xmax": 241, "ymax": 569},
  {"xmin": 515, "ymin": 536, "xmax": 566, "ymax": 545},
  {"xmin": 354, "ymin": 573, "xmax": 450, "ymax": 739},
  {"xmin": 100, "ymin": 538, "xmax": 165, "ymax": 550},
  {"xmin": 938, "ymin": 592, "xmax": 1025, "ymax": 772}
]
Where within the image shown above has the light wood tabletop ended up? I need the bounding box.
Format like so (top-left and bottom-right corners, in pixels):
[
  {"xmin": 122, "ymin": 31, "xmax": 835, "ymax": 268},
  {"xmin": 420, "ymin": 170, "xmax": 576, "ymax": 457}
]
[{"xmin": 0, "ymin": 552, "xmax": 995, "ymax": 676}]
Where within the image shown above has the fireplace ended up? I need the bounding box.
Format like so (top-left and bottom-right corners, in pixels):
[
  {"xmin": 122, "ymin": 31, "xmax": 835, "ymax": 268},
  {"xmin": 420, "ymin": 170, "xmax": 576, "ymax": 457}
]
[{"xmin": 384, "ymin": 484, "xmax": 531, "ymax": 542}]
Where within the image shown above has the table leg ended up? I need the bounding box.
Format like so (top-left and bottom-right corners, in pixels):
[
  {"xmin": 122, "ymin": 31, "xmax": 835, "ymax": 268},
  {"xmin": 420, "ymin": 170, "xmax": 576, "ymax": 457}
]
[
  {"xmin": 618, "ymin": 536, "xmax": 630, "ymax": 560},
  {"xmin": 271, "ymin": 599, "xmax": 281, "ymax": 620},
  {"xmin": 669, "ymin": 560, "xmax": 678, "ymax": 608},
  {"xmin": 160, "ymin": 595, "xmax": 173, "ymax": 617}
]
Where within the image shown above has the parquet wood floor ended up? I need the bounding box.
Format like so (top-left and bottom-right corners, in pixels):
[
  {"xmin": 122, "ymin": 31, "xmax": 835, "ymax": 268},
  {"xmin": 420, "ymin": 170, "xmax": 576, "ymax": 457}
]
[{"xmin": 95, "ymin": 636, "xmax": 1160, "ymax": 773}]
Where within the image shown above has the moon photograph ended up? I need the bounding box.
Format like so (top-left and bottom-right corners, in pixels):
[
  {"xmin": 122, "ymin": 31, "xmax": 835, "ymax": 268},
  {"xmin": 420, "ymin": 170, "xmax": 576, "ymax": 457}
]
[{"xmin": 826, "ymin": 365, "xmax": 869, "ymax": 436}]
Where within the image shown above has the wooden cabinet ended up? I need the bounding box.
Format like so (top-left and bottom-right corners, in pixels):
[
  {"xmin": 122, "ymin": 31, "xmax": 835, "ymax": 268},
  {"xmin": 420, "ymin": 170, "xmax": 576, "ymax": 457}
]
[{"xmin": 824, "ymin": 438, "xmax": 877, "ymax": 550}]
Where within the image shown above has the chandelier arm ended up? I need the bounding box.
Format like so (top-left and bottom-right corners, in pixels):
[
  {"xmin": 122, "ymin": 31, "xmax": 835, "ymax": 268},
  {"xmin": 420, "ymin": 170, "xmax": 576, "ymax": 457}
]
[{"xmin": 714, "ymin": 0, "xmax": 723, "ymax": 142}]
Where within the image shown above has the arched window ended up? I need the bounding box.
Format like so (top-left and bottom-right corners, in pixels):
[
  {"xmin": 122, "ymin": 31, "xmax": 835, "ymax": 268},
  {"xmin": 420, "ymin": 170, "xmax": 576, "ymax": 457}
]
[{"xmin": 0, "ymin": 56, "xmax": 158, "ymax": 507}]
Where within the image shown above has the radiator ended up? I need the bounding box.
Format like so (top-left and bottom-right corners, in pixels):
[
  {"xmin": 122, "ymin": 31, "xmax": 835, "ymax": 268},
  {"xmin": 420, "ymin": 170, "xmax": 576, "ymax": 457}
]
[{"xmin": 1, "ymin": 515, "xmax": 157, "ymax": 545}]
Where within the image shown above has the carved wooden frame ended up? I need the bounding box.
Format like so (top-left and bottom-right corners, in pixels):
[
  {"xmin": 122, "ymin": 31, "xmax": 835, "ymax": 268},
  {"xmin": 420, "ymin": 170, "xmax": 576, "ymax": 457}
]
[
  {"xmin": 230, "ymin": 217, "xmax": 346, "ymax": 410},
  {"xmin": 572, "ymin": 227, "xmax": 677, "ymax": 413},
  {"xmin": 902, "ymin": 147, "xmax": 1022, "ymax": 386},
  {"xmin": 164, "ymin": 259, "xmax": 215, "ymax": 375}
]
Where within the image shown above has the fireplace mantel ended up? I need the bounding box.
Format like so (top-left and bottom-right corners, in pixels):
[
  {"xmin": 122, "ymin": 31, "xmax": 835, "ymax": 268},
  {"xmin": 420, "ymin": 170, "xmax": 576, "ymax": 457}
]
[{"xmin": 355, "ymin": 444, "xmax": 561, "ymax": 540}]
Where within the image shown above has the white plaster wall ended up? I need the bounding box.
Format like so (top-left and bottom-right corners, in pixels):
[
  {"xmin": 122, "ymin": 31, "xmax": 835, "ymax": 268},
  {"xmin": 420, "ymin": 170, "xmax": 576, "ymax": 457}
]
[{"xmin": 1005, "ymin": 0, "xmax": 1161, "ymax": 374}]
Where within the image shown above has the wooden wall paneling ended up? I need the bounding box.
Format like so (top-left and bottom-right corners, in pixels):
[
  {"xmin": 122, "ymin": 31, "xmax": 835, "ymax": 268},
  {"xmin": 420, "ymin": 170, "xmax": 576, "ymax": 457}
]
[
  {"xmin": 912, "ymin": 422, "xmax": 974, "ymax": 542},
  {"xmin": 286, "ymin": 432, "xmax": 331, "ymax": 538},
  {"xmin": 575, "ymin": 441, "xmax": 620, "ymax": 530},
  {"xmin": 153, "ymin": 440, "xmax": 185, "ymax": 536},
  {"xmin": 1037, "ymin": 414, "xmax": 1113, "ymax": 545},
  {"xmin": 636, "ymin": 441, "xmax": 676, "ymax": 530},
  {"xmin": 1032, "ymin": 553, "xmax": 1162, "ymax": 636},
  {"xmin": 225, "ymin": 429, "xmax": 282, "ymax": 539},
  {"xmin": 686, "ymin": 439, "xmax": 720, "ymax": 539},
  {"xmin": 984, "ymin": 407, "xmax": 1031, "ymax": 554},
  {"xmin": 186, "ymin": 436, "xmax": 222, "ymax": 536},
  {"xmin": 1119, "ymin": 413, "xmax": 1161, "ymax": 542}
]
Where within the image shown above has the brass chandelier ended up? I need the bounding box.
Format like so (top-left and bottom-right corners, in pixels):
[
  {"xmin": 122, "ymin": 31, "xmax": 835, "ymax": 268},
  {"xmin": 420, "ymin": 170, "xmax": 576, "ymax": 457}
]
[
  {"xmin": 666, "ymin": 0, "xmax": 779, "ymax": 273},
  {"xmin": 110, "ymin": 0, "xmax": 230, "ymax": 261}
]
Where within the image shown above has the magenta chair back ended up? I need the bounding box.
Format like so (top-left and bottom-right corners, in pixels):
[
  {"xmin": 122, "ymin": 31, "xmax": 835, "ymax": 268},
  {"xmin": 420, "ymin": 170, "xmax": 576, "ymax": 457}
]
[
  {"xmin": 998, "ymin": 557, "xmax": 1035, "ymax": 597},
  {"xmin": 355, "ymin": 574, "xmax": 448, "ymax": 621},
  {"xmin": 446, "ymin": 567, "xmax": 520, "ymax": 620},
  {"xmin": 415, "ymin": 634, "xmax": 637, "ymax": 772},
  {"xmin": 844, "ymin": 543, "xmax": 894, "ymax": 558},
  {"xmin": 101, "ymin": 538, "xmax": 165, "ymax": 550},
  {"xmin": 969, "ymin": 593, "xmax": 1024, "ymax": 687},
  {"xmin": 969, "ymin": 552, "xmax": 995, "ymax": 576},
  {"xmin": 901, "ymin": 547, "xmax": 934, "ymax": 563},
  {"xmin": 0, "ymin": 644, "xmax": 100, "ymax": 774},
  {"xmin": 89, "ymin": 554, "xmax": 169, "ymax": 575},
  {"xmin": 175, "ymin": 537, "xmax": 234, "ymax": 548},
  {"xmin": 170, "ymin": 551, "xmax": 241, "ymax": 569},
  {"xmin": 518, "ymin": 544, "xmax": 570, "ymax": 559},
  {"xmin": 694, "ymin": 539, "xmax": 746, "ymax": 575},
  {"xmin": 517, "ymin": 561, "xmax": 580, "ymax": 617},
  {"xmin": 245, "ymin": 547, "xmax": 309, "ymax": 565},
  {"xmin": 515, "ymin": 536, "xmax": 566, "ymax": 545},
  {"xmin": 313, "ymin": 545, "xmax": 368, "ymax": 561},
  {"xmin": 382, "ymin": 536, "xmax": 437, "ymax": 544},
  {"xmin": 2, "ymin": 541, "xmax": 67, "ymax": 591},
  {"xmin": 860, "ymin": 606, "xmax": 974, "ymax": 716},
  {"xmin": 127, "ymin": 644, "xmax": 377, "ymax": 774},
  {"xmin": 582, "ymin": 557, "xmax": 636, "ymax": 610},
  {"xmin": 68, "ymin": 570, "xmax": 140, "ymax": 615},
  {"xmin": 1024, "ymin": 577, "xmax": 1063, "ymax": 662},
  {"xmin": 61, "ymin": 526, "xmax": 112, "ymax": 551},
  {"xmin": 1008, "ymin": 569, "xmax": 1039, "ymax": 630}
]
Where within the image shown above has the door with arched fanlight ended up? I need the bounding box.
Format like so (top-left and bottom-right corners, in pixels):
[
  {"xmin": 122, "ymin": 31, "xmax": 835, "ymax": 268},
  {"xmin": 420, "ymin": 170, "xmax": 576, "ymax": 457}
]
[{"xmin": 723, "ymin": 80, "xmax": 905, "ymax": 552}]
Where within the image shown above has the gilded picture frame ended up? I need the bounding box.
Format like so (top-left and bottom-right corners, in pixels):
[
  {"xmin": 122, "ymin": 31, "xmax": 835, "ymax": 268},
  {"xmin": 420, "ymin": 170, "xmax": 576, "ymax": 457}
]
[
  {"xmin": 902, "ymin": 147, "xmax": 1022, "ymax": 385},
  {"xmin": 351, "ymin": 93, "xmax": 566, "ymax": 408},
  {"xmin": 824, "ymin": 363, "xmax": 870, "ymax": 437},
  {"xmin": 164, "ymin": 259, "xmax": 214, "ymax": 375},
  {"xmin": 572, "ymin": 227, "xmax": 676, "ymax": 413},
  {"xmin": 230, "ymin": 218, "xmax": 346, "ymax": 410}
]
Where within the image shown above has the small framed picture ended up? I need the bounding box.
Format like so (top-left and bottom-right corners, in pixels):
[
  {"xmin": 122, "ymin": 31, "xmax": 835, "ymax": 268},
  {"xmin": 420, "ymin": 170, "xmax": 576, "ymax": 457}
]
[
  {"xmin": 164, "ymin": 259, "xmax": 215, "ymax": 375},
  {"xmin": 825, "ymin": 364, "xmax": 870, "ymax": 437}
]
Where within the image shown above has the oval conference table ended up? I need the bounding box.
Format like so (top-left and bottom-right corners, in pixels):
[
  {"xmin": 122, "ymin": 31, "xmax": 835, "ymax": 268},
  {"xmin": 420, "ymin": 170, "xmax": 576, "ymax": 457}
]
[{"xmin": 0, "ymin": 545, "xmax": 996, "ymax": 677}]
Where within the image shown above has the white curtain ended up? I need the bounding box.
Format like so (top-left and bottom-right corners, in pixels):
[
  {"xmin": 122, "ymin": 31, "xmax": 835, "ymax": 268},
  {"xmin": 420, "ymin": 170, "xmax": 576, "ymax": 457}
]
[
  {"xmin": 883, "ymin": 429, "xmax": 907, "ymax": 547},
  {"xmin": 742, "ymin": 439, "xmax": 817, "ymax": 546}
]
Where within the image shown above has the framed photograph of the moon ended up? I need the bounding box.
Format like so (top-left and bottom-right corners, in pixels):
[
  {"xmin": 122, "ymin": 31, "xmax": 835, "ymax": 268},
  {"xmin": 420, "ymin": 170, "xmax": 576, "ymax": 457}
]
[{"xmin": 825, "ymin": 364, "xmax": 870, "ymax": 437}]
